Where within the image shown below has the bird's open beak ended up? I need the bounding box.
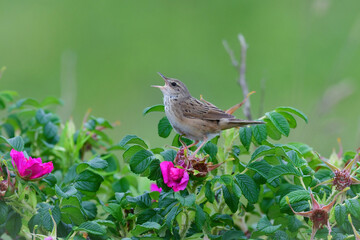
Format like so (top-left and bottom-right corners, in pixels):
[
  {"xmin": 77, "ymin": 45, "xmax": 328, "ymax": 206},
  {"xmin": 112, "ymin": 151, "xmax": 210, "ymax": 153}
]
[{"xmin": 151, "ymin": 72, "xmax": 169, "ymax": 89}]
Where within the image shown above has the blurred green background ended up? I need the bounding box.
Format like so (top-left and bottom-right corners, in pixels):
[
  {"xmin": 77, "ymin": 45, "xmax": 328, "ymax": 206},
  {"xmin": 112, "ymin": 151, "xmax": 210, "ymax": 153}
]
[{"xmin": 1, "ymin": 0, "xmax": 360, "ymax": 155}]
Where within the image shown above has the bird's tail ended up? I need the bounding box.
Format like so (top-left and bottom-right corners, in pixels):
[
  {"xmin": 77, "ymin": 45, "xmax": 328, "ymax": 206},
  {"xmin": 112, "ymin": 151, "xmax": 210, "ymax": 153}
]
[{"xmin": 219, "ymin": 118, "xmax": 265, "ymax": 130}]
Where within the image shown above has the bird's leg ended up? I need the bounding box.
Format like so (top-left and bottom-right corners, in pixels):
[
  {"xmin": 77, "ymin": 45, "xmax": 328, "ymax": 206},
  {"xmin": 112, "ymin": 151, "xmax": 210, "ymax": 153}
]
[
  {"xmin": 190, "ymin": 137, "xmax": 208, "ymax": 159},
  {"xmin": 179, "ymin": 135, "xmax": 199, "ymax": 151}
]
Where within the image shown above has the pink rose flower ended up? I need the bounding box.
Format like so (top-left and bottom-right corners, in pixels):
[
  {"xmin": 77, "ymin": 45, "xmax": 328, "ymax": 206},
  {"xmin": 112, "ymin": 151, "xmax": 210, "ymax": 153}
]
[
  {"xmin": 150, "ymin": 183, "xmax": 162, "ymax": 193},
  {"xmin": 160, "ymin": 161, "xmax": 189, "ymax": 192},
  {"xmin": 10, "ymin": 149, "xmax": 53, "ymax": 180},
  {"xmin": 44, "ymin": 237, "xmax": 53, "ymax": 240}
]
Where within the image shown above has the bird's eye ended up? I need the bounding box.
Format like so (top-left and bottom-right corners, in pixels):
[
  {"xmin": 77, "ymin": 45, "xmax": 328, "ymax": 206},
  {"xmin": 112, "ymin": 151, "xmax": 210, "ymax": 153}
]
[{"xmin": 171, "ymin": 82, "xmax": 177, "ymax": 87}]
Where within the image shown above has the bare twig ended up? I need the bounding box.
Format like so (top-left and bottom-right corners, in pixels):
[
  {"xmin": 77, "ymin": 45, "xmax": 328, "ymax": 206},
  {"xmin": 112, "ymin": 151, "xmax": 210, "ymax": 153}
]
[
  {"xmin": 223, "ymin": 34, "xmax": 253, "ymax": 120},
  {"xmin": 0, "ymin": 66, "xmax": 6, "ymax": 79},
  {"xmin": 222, "ymin": 40, "xmax": 238, "ymax": 67},
  {"xmin": 237, "ymin": 34, "xmax": 252, "ymax": 120}
]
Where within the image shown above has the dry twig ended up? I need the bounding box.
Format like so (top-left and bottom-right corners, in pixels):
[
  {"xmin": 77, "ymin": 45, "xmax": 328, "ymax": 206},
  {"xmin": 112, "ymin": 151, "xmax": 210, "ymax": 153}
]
[{"xmin": 223, "ymin": 34, "xmax": 252, "ymax": 120}]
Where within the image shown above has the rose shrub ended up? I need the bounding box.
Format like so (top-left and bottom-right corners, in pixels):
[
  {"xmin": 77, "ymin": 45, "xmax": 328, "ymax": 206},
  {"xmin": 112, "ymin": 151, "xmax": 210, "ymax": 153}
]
[{"xmin": 0, "ymin": 86, "xmax": 360, "ymax": 240}]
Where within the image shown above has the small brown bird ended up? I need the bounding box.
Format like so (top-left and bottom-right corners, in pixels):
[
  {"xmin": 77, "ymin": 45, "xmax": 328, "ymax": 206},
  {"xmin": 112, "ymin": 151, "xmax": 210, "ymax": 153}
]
[{"xmin": 152, "ymin": 73, "xmax": 264, "ymax": 156}]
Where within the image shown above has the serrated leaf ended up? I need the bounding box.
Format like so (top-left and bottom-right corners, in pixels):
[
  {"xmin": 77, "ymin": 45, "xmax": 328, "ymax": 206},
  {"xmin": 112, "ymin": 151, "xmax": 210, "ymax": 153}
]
[
  {"xmin": 148, "ymin": 159, "xmax": 162, "ymax": 180},
  {"xmin": 87, "ymin": 157, "xmax": 108, "ymax": 169},
  {"xmin": 280, "ymin": 190, "xmax": 310, "ymax": 210},
  {"xmin": 251, "ymin": 124, "xmax": 267, "ymax": 144},
  {"xmin": 222, "ymin": 184, "xmax": 239, "ymax": 213},
  {"xmin": 239, "ymin": 127, "xmax": 252, "ymax": 151},
  {"xmin": 7, "ymin": 136, "xmax": 24, "ymax": 151},
  {"xmin": 118, "ymin": 135, "xmax": 148, "ymax": 149},
  {"xmin": 129, "ymin": 150, "xmax": 155, "ymax": 174},
  {"xmin": 346, "ymin": 199, "xmax": 360, "ymax": 219},
  {"xmin": 247, "ymin": 160, "xmax": 272, "ymax": 178},
  {"xmin": 279, "ymin": 111, "xmax": 297, "ymax": 129},
  {"xmin": 266, "ymin": 111, "xmax": 290, "ymax": 137},
  {"xmin": 160, "ymin": 149, "xmax": 177, "ymax": 162},
  {"xmin": 75, "ymin": 170, "xmax": 104, "ymax": 192},
  {"xmin": 335, "ymin": 204, "xmax": 347, "ymax": 226},
  {"xmin": 158, "ymin": 116, "xmax": 172, "ymax": 138},
  {"xmin": 265, "ymin": 119, "xmax": 282, "ymax": 140},
  {"xmin": 0, "ymin": 201, "xmax": 9, "ymax": 224},
  {"xmin": 268, "ymin": 164, "xmax": 302, "ymax": 183},
  {"xmin": 275, "ymin": 106, "xmax": 308, "ymax": 123},
  {"xmin": 195, "ymin": 205, "xmax": 207, "ymax": 230},
  {"xmin": 123, "ymin": 145, "xmax": 145, "ymax": 162},
  {"xmin": 286, "ymin": 150, "xmax": 306, "ymax": 168},
  {"xmin": 165, "ymin": 205, "xmax": 179, "ymax": 228},
  {"xmin": 77, "ymin": 221, "xmax": 106, "ymax": 235},
  {"xmin": 55, "ymin": 185, "xmax": 77, "ymax": 199},
  {"xmin": 256, "ymin": 216, "xmax": 281, "ymax": 234},
  {"xmin": 143, "ymin": 104, "xmax": 164, "ymax": 115},
  {"xmin": 132, "ymin": 221, "xmax": 161, "ymax": 236},
  {"xmin": 175, "ymin": 193, "xmax": 196, "ymax": 207},
  {"xmin": 250, "ymin": 145, "xmax": 272, "ymax": 162},
  {"xmin": 41, "ymin": 96, "xmax": 64, "ymax": 107},
  {"xmin": 205, "ymin": 181, "xmax": 214, "ymax": 203},
  {"xmin": 44, "ymin": 121, "xmax": 58, "ymax": 140},
  {"xmin": 235, "ymin": 174, "xmax": 259, "ymax": 204}
]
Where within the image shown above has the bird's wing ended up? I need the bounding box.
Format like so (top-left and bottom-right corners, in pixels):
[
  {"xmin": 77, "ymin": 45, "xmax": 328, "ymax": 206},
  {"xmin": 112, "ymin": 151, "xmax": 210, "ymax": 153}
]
[{"xmin": 180, "ymin": 97, "xmax": 235, "ymax": 120}]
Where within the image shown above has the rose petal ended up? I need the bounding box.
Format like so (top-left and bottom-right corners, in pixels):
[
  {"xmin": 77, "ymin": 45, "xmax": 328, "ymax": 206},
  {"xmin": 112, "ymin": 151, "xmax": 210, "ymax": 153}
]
[
  {"xmin": 160, "ymin": 161, "xmax": 174, "ymax": 184},
  {"xmin": 150, "ymin": 183, "xmax": 162, "ymax": 193},
  {"xmin": 172, "ymin": 171, "xmax": 189, "ymax": 192},
  {"xmin": 10, "ymin": 149, "xmax": 28, "ymax": 177},
  {"xmin": 28, "ymin": 161, "xmax": 54, "ymax": 179}
]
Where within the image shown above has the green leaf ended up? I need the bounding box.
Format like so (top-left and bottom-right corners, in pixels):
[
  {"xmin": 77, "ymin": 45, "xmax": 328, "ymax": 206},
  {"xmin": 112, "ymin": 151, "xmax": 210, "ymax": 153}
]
[
  {"xmin": 14, "ymin": 98, "xmax": 40, "ymax": 109},
  {"xmin": 37, "ymin": 203, "xmax": 61, "ymax": 231},
  {"xmin": 275, "ymin": 106, "xmax": 308, "ymax": 123},
  {"xmin": 165, "ymin": 205, "xmax": 179, "ymax": 228},
  {"xmin": 40, "ymin": 96, "xmax": 64, "ymax": 107},
  {"xmin": 286, "ymin": 150, "xmax": 306, "ymax": 168},
  {"xmin": 203, "ymin": 141, "xmax": 218, "ymax": 159},
  {"xmin": 247, "ymin": 160, "xmax": 272, "ymax": 178},
  {"xmin": 175, "ymin": 193, "xmax": 196, "ymax": 207},
  {"xmin": 76, "ymin": 221, "xmax": 106, "ymax": 235},
  {"xmin": 250, "ymin": 145, "xmax": 272, "ymax": 162},
  {"xmin": 222, "ymin": 184, "xmax": 239, "ymax": 213},
  {"xmin": 234, "ymin": 174, "xmax": 259, "ymax": 204},
  {"xmin": 129, "ymin": 150, "xmax": 155, "ymax": 174},
  {"xmin": 265, "ymin": 119, "xmax": 282, "ymax": 140},
  {"xmin": 346, "ymin": 199, "xmax": 360, "ymax": 219},
  {"xmin": 112, "ymin": 178, "xmax": 130, "ymax": 192},
  {"xmin": 160, "ymin": 149, "xmax": 177, "ymax": 162},
  {"xmin": 118, "ymin": 135, "xmax": 148, "ymax": 149},
  {"xmin": 222, "ymin": 230, "xmax": 246, "ymax": 240},
  {"xmin": 44, "ymin": 121, "xmax": 58, "ymax": 140},
  {"xmin": 268, "ymin": 164, "xmax": 302, "ymax": 183},
  {"xmin": 143, "ymin": 104, "xmax": 164, "ymax": 115},
  {"xmin": 55, "ymin": 185, "xmax": 77, "ymax": 199},
  {"xmin": 103, "ymin": 203, "xmax": 122, "ymax": 220},
  {"xmin": 251, "ymin": 124, "xmax": 267, "ymax": 144},
  {"xmin": 158, "ymin": 116, "xmax": 172, "ymax": 138},
  {"xmin": 5, "ymin": 212, "xmax": 22, "ymax": 238},
  {"xmin": 266, "ymin": 111, "xmax": 290, "ymax": 137},
  {"xmin": 205, "ymin": 181, "xmax": 214, "ymax": 203},
  {"xmin": 36, "ymin": 109, "xmax": 51, "ymax": 124},
  {"xmin": 280, "ymin": 190, "xmax": 310, "ymax": 210},
  {"xmin": 0, "ymin": 201, "xmax": 9, "ymax": 224},
  {"xmin": 132, "ymin": 222, "xmax": 161, "ymax": 236},
  {"xmin": 87, "ymin": 157, "xmax": 108, "ymax": 170},
  {"xmin": 75, "ymin": 170, "xmax": 104, "ymax": 192},
  {"xmin": 123, "ymin": 145, "xmax": 145, "ymax": 162},
  {"xmin": 127, "ymin": 193, "xmax": 152, "ymax": 208},
  {"xmin": 195, "ymin": 205, "xmax": 207, "ymax": 230},
  {"xmin": 335, "ymin": 204, "xmax": 347, "ymax": 226},
  {"xmin": 61, "ymin": 197, "xmax": 86, "ymax": 225},
  {"xmin": 148, "ymin": 159, "xmax": 162, "ymax": 180},
  {"xmin": 239, "ymin": 127, "xmax": 252, "ymax": 151},
  {"xmin": 82, "ymin": 201, "xmax": 97, "ymax": 220},
  {"xmin": 256, "ymin": 216, "xmax": 281, "ymax": 234},
  {"xmin": 279, "ymin": 111, "xmax": 297, "ymax": 129},
  {"xmin": 6, "ymin": 136, "xmax": 25, "ymax": 151}
]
